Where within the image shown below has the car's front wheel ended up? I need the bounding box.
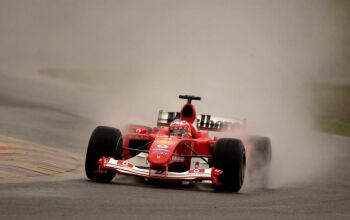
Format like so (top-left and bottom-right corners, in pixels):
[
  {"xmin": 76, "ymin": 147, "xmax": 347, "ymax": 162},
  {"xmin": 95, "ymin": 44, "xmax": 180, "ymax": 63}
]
[
  {"xmin": 85, "ymin": 126, "xmax": 122, "ymax": 182},
  {"xmin": 212, "ymin": 138, "xmax": 246, "ymax": 192}
]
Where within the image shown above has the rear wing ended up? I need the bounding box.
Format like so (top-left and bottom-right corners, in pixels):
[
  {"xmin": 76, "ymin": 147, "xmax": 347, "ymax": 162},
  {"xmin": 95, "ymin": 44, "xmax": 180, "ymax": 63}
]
[{"xmin": 157, "ymin": 110, "xmax": 244, "ymax": 132}]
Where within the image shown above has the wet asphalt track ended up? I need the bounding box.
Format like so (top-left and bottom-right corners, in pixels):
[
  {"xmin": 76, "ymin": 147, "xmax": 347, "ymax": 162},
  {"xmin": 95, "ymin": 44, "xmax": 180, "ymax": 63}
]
[{"xmin": 0, "ymin": 74, "xmax": 349, "ymax": 220}]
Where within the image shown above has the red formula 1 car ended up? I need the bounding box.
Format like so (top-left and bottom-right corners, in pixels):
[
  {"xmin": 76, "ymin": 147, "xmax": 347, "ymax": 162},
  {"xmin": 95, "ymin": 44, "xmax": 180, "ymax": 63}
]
[{"xmin": 85, "ymin": 95, "xmax": 271, "ymax": 192}]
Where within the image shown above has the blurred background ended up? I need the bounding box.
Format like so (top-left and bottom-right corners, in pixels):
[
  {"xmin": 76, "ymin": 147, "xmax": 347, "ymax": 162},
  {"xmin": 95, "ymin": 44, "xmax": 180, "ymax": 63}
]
[{"xmin": 0, "ymin": 0, "xmax": 349, "ymax": 187}]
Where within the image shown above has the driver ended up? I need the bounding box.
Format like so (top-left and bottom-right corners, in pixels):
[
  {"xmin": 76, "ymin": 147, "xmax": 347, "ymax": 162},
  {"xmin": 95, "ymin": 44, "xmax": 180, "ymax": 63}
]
[{"xmin": 169, "ymin": 119, "xmax": 192, "ymax": 138}]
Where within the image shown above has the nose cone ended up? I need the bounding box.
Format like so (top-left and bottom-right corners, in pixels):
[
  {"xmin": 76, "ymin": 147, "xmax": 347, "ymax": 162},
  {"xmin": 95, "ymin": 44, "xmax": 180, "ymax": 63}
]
[{"xmin": 148, "ymin": 138, "xmax": 176, "ymax": 166}]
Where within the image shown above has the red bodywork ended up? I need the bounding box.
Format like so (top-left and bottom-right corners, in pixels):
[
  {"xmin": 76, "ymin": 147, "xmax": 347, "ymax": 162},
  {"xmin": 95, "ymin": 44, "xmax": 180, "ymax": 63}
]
[{"xmin": 97, "ymin": 99, "xmax": 251, "ymax": 186}]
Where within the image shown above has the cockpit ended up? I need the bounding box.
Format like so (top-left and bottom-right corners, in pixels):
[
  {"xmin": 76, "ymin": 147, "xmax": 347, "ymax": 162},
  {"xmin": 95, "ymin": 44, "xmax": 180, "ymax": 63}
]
[{"xmin": 169, "ymin": 120, "xmax": 192, "ymax": 138}]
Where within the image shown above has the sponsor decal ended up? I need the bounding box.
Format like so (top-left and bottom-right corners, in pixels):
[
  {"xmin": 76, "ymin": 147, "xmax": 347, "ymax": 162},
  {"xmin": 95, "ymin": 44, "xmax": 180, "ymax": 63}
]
[
  {"xmin": 152, "ymin": 148, "xmax": 169, "ymax": 152},
  {"xmin": 151, "ymin": 151, "xmax": 169, "ymax": 156},
  {"xmin": 197, "ymin": 115, "xmax": 241, "ymax": 130},
  {"xmin": 117, "ymin": 160, "xmax": 134, "ymax": 168},
  {"xmin": 189, "ymin": 168, "xmax": 205, "ymax": 174},
  {"xmin": 166, "ymin": 112, "xmax": 180, "ymax": 123},
  {"xmin": 214, "ymin": 169, "xmax": 223, "ymax": 175},
  {"xmin": 171, "ymin": 155, "xmax": 185, "ymax": 162},
  {"xmin": 157, "ymin": 144, "xmax": 169, "ymax": 149},
  {"xmin": 157, "ymin": 140, "xmax": 172, "ymax": 145},
  {"xmin": 128, "ymin": 135, "xmax": 149, "ymax": 140},
  {"xmin": 158, "ymin": 111, "xmax": 241, "ymax": 130}
]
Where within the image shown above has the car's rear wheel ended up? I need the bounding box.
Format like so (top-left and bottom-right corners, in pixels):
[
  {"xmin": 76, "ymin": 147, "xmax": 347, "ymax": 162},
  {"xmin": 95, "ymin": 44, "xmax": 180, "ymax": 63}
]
[
  {"xmin": 251, "ymin": 136, "xmax": 272, "ymax": 166},
  {"xmin": 249, "ymin": 136, "xmax": 272, "ymax": 187},
  {"xmin": 212, "ymin": 138, "xmax": 246, "ymax": 192},
  {"xmin": 85, "ymin": 126, "xmax": 122, "ymax": 182}
]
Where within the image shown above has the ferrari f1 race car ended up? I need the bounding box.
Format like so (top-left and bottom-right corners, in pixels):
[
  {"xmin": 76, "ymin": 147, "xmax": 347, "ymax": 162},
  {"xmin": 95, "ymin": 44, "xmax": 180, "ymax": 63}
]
[{"xmin": 85, "ymin": 95, "xmax": 272, "ymax": 192}]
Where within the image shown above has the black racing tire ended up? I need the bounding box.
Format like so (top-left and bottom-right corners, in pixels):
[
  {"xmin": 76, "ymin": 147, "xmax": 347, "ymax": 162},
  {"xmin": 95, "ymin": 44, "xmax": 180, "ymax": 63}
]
[
  {"xmin": 249, "ymin": 136, "xmax": 272, "ymax": 187},
  {"xmin": 212, "ymin": 138, "xmax": 246, "ymax": 192},
  {"xmin": 250, "ymin": 136, "xmax": 272, "ymax": 167},
  {"xmin": 85, "ymin": 126, "xmax": 122, "ymax": 182}
]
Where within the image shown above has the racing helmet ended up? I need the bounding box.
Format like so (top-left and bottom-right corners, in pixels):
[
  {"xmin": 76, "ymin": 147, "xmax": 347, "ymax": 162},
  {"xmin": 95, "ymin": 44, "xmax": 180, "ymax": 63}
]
[{"xmin": 169, "ymin": 119, "xmax": 192, "ymax": 138}]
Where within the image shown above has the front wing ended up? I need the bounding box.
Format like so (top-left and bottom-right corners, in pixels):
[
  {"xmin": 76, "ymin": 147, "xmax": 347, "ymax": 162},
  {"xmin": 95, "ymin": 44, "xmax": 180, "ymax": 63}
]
[{"xmin": 97, "ymin": 157, "xmax": 223, "ymax": 184}]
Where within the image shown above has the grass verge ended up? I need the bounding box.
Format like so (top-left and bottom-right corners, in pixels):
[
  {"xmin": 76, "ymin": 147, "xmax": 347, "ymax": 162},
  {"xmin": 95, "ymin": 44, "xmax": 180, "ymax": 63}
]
[
  {"xmin": 318, "ymin": 119, "xmax": 350, "ymax": 137},
  {"xmin": 314, "ymin": 83, "xmax": 350, "ymax": 137}
]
